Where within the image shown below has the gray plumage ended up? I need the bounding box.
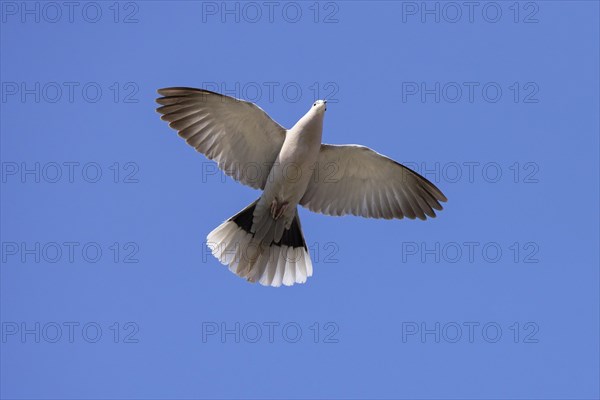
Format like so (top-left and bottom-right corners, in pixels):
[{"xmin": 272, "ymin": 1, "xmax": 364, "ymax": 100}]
[{"xmin": 156, "ymin": 87, "xmax": 447, "ymax": 287}]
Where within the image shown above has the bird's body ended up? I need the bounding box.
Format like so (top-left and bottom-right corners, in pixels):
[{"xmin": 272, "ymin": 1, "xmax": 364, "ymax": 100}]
[
  {"xmin": 156, "ymin": 88, "xmax": 447, "ymax": 287},
  {"xmin": 254, "ymin": 100, "xmax": 325, "ymax": 242}
]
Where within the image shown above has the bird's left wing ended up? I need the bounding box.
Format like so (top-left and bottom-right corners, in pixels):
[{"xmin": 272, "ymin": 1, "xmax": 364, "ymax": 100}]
[
  {"xmin": 300, "ymin": 144, "xmax": 447, "ymax": 220},
  {"xmin": 156, "ymin": 87, "xmax": 286, "ymax": 189}
]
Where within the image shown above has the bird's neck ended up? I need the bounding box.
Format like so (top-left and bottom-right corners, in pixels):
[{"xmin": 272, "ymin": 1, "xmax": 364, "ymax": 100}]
[{"xmin": 292, "ymin": 110, "xmax": 324, "ymax": 134}]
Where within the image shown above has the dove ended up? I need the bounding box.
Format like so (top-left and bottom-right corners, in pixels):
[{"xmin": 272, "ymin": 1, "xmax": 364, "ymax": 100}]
[{"xmin": 156, "ymin": 87, "xmax": 447, "ymax": 287}]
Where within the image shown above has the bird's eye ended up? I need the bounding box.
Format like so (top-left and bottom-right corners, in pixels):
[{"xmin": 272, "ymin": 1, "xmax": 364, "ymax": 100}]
[{"xmin": 313, "ymin": 103, "xmax": 316, "ymax": 106}]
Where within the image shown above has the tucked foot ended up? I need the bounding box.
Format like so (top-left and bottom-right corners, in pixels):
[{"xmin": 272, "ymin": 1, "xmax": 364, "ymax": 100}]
[
  {"xmin": 270, "ymin": 199, "xmax": 278, "ymax": 218},
  {"xmin": 270, "ymin": 199, "xmax": 289, "ymax": 220}
]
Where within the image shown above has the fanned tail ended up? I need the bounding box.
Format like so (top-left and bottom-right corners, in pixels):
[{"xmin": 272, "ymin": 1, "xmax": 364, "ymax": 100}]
[{"xmin": 206, "ymin": 200, "xmax": 313, "ymax": 287}]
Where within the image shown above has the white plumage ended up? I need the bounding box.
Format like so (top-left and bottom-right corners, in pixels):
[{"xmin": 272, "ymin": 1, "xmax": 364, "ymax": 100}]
[{"xmin": 156, "ymin": 87, "xmax": 447, "ymax": 287}]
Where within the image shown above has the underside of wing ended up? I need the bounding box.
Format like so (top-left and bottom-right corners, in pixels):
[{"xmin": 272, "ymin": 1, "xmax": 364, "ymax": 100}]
[
  {"xmin": 156, "ymin": 87, "xmax": 286, "ymax": 189},
  {"xmin": 300, "ymin": 144, "xmax": 447, "ymax": 220}
]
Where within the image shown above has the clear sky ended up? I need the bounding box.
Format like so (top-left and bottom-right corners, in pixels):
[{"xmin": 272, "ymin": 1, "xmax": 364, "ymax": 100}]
[{"xmin": 1, "ymin": 1, "xmax": 599, "ymax": 399}]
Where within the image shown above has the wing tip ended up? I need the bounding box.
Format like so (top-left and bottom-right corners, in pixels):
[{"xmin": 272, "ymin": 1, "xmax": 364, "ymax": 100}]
[
  {"xmin": 157, "ymin": 86, "xmax": 231, "ymax": 99},
  {"xmin": 157, "ymin": 87, "xmax": 202, "ymax": 96}
]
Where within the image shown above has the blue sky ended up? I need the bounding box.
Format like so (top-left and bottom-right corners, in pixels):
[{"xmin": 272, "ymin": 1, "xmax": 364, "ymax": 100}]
[{"xmin": 1, "ymin": 1, "xmax": 599, "ymax": 399}]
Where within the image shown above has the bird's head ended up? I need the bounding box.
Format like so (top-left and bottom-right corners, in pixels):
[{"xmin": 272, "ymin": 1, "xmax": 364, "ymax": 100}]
[
  {"xmin": 311, "ymin": 99, "xmax": 327, "ymax": 113},
  {"xmin": 294, "ymin": 99, "xmax": 327, "ymax": 132}
]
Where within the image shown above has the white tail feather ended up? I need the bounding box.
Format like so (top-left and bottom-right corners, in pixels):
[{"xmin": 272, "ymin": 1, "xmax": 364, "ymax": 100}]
[{"xmin": 206, "ymin": 202, "xmax": 312, "ymax": 287}]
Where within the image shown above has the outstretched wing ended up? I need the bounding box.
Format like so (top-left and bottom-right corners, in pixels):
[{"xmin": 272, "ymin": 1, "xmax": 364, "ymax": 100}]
[
  {"xmin": 156, "ymin": 87, "xmax": 286, "ymax": 189},
  {"xmin": 300, "ymin": 144, "xmax": 447, "ymax": 220}
]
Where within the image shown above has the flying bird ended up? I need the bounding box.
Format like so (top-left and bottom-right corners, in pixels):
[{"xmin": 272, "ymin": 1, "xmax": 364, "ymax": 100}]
[{"xmin": 156, "ymin": 87, "xmax": 447, "ymax": 287}]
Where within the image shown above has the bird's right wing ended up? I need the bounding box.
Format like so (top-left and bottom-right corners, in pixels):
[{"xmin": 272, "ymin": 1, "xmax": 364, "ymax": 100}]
[
  {"xmin": 300, "ymin": 144, "xmax": 447, "ymax": 220},
  {"xmin": 156, "ymin": 87, "xmax": 286, "ymax": 189}
]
